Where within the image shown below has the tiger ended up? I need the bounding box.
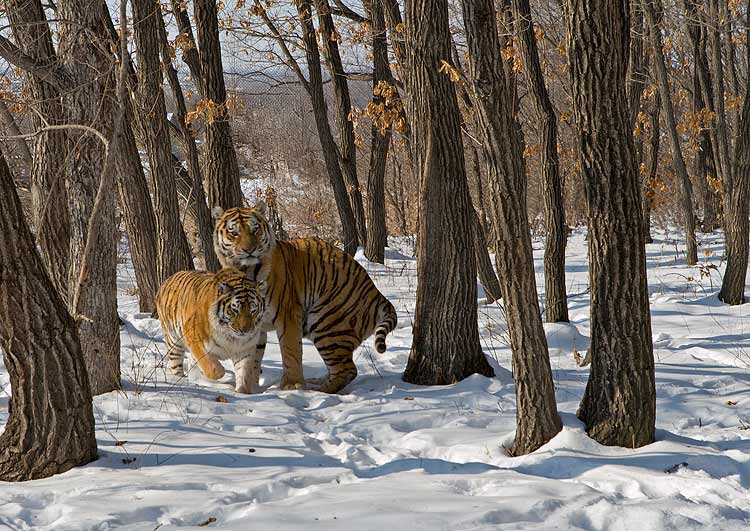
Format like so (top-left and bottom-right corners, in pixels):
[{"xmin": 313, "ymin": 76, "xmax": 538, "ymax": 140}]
[
  {"xmin": 155, "ymin": 267, "xmax": 268, "ymax": 394},
  {"xmin": 212, "ymin": 203, "xmax": 398, "ymax": 394}
]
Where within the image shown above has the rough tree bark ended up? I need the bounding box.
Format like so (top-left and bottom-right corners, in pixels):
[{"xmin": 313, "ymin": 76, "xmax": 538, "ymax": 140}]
[
  {"xmin": 463, "ymin": 0, "xmax": 561, "ymax": 454},
  {"xmin": 401, "ymin": 0, "xmax": 495, "ymax": 385},
  {"xmin": 6, "ymin": 0, "xmax": 71, "ymax": 301},
  {"xmin": 57, "ymin": 0, "xmax": 121, "ymax": 395},
  {"xmin": 133, "ymin": 0, "xmax": 194, "ymax": 281},
  {"xmin": 0, "ymin": 148, "xmax": 97, "ymax": 482},
  {"xmin": 364, "ymin": 0, "xmax": 391, "ymax": 264},
  {"xmin": 315, "ymin": 0, "xmax": 368, "ymax": 245},
  {"xmin": 194, "ymin": 0, "xmax": 244, "ymax": 210},
  {"xmin": 512, "ymin": 0, "xmax": 569, "ymax": 323},
  {"xmin": 718, "ymin": 6, "xmax": 750, "ymax": 305},
  {"xmin": 565, "ymin": 0, "xmax": 656, "ymax": 447},
  {"xmin": 645, "ymin": 93, "xmax": 660, "ymax": 244},
  {"xmin": 643, "ymin": 0, "xmax": 697, "ymax": 265}
]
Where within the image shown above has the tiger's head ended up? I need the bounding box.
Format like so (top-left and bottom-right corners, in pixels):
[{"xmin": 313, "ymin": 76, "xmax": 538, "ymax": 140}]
[
  {"xmin": 211, "ymin": 268, "xmax": 268, "ymax": 338},
  {"xmin": 213, "ymin": 202, "xmax": 276, "ymax": 269}
]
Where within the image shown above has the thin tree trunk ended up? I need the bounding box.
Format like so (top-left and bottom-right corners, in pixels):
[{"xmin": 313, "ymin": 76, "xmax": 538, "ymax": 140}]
[
  {"xmin": 513, "ymin": 0, "xmax": 569, "ymax": 322},
  {"xmin": 297, "ymin": 0, "xmax": 359, "ymax": 254},
  {"xmin": 463, "ymin": 0, "xmax": 561, "ymax": 455},
  {"xmin": 133, "ymin": 0, "xmax": 194, "ymax": 281},
  {"xmin": 645, "ymin": 95, "xmax": 660, "ymax": 244},
  {"xmin": 158, "ymin": 9, "xmax": 219, "ymax": 271},
  {"xmin": 565, "ymin": 0, "xmax": 656, "ymax": 448},
  {"xmin": 0, "ymin": 151, "xmax": 97, "ymax": 482},
  {"xmin": 364, "ymin": 0, "xmax": 391, "ymax": 264},
  {"xmin": 643, "ymin": 0, "xmax": 698, "ymax": 265},
  {"xmin": 718, "ymin": 2, "xmax": 750, "ymax": 305},
  {"xmin": 694, "ymin": 68, "xmax": 720, "ymax": 231},
  {"xmin": 0, "ymin": 99, "xmax": 32, "ymax": 175},
  {"xmin": 194, "ymin": 0, "xmax": 244, "ymax": 210},
  {"xmin": 315, "ymin": 0, "xmax": 368, "ymax": 246},
  {"xmin": 58, "ymin": 0, "xmax": 120, "ymax": 395},
  {"xmin": 402, "ymin": 0, "xmax": 494, "ymax": 385},
  {"xmin": 6, "ymin": 0, "xmax": 70, "ymax": 301},
  {"xmin": 708, "ymin": 0, "xmax": 733, "ymax": 196}
]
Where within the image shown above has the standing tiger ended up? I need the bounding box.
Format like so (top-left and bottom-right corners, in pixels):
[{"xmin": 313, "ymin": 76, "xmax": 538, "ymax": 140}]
[
  {"xmin": 156, "ymin": 267, "xmax": 267, "ymax": 394},
  {"xmin": 212, "ymin": 203, "xmax": 398, "ymax": 393}
]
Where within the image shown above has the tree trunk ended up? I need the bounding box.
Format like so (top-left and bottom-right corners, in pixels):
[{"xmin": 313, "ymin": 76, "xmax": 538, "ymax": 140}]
[
  {"xmin": 364, "ymin": 0, "xmax": 391, "ymax": 264},
  {"xmin": 194, "ymin": 0, "xmax": 244, "ymax": 210},
  {"xmin": 0, "ymin": 150, "xmax": 97, "ymax": 482},
  {"xmin": 58, "ymin": 0, "xmax": 120, "ymax": 395},
  {"xmin": 643, "ymin": 0, "xmax": 697, "ymax": 265},
  {"xmin": 6, "ymin": 0, "xmax": 70, "ymax": 301},
  {"xmin": 402, "ymin": 0, "xmax": 494, "ymax": 385},
  {"xmin": 718, "ymin": 9, "xmax": 750, "ymax": 305},
  {"xmin": 133, "ymin": 0, "xmax": 194, "ymax": 282},
  {"xmin": 297, "ymin": 0, "xmax": 359, "ymax": 254},
  {"xmin": 158, "ymin": 9, "xmax": 220, "ymax": 271},
  {"xmin": 463, "ymin": 0, "xmax": 560, "ymax": 455},
  {"xmin": 645, "ymin": 94, "xmax": 660, "ymax": 244},
  {"xmin": 707, "ymin": 0, "xmax": 733, "ymax": 196},
  {"xmin": 0, "ymin": 99, "xmax": 32, "ymax": 176},
  {"xmin": 565, "ymin": 0, "xmax": 656, "ymax": 448},
  {"xmin": 512, "ymin": 0, "xmax": 569, "ymax": 323},
  {"xmin": 315, "ymin": 0, "xmax": 368, "ymax": 246}
]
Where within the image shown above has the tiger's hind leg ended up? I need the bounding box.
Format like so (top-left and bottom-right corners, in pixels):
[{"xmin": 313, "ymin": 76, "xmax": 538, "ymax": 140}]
[{"xmin": 312, "ymin": 339, "xmax": 358, "ymax": 394}]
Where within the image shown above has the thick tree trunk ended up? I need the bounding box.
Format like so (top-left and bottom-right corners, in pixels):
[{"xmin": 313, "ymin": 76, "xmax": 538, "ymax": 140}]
[
  {"xmin": 133, "ymin": 0, "xmax": 194, "ymax": 281},
  {"xmin": 6, "ymin": 0, "xmax": 70, "ymax": 301},
  {"xmin": 194, "ymin": 0, "xmax": 244, "ymax": 210},
  {"xmin": 0, "ymin": 99, "xmax": 32, "ymax": 176},
  {"xmin": 643, "ymin": 0, "xmax": 697, "ymax": 265},
  {"xmin": 315, "ymin": 0, "xmax": 368, "ymax": 246},
  {"xmin": 297, "ymin": 0, "xmax": 359, "ymax": 254},
  {"xmin": 0, "ymin": 150, "xmax": 97, "ymax": 482},
  {"xmin": 158, "ymin": 10, "xmax": 220, "ymax": 271},
  {"xmin": 364, "ymin": 0, "xmax": 391, "ymax": 264},
  {"xmin": 566, "ymin": 0, "xmax": 656, "ymax": 448},
  {"xmin": 463, "ymin": 0, "xmax": 560, "ymax": 454},
  {"xmin": 513, "ymin": 0, "xmax": 569, "ymax": 323},
  {"xmin": 402, "ymin": 0, "xmax": 494, "ymax": 385},
  {"xmin": 58, "ymin": 0, "xmax": 120, "ymax": 395}
]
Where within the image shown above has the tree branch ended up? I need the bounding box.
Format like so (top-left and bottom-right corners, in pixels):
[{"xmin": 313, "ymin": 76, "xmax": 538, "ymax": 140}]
[{"xmin": 0, "ymin": 34, "xmax": 72, "ymax": 89}]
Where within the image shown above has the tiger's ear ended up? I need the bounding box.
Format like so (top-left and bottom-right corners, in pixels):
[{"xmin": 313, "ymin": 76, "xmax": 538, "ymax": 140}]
[
  {"xmin": 212, "ymin": 206, "xmax": 225, "ymax": 221},
  {"xmin": 217, "ymin": 281, "xmax": 230, "ymax": 295},
  {"xmin": 254, "ymin": 200, "xmax": 267, "ymax": 217}
]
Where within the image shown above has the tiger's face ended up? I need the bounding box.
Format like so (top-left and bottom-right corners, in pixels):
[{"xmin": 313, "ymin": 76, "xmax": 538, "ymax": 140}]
[
  {"xmin": 213, "ymin": 204, "xmax": 275, "ymax": 268},
  {"xmin": 213, "ymin": 269, "xmax": 268, "ymax": 337}
]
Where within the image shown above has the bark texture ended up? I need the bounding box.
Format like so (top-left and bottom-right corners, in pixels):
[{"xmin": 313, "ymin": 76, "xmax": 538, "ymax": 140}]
[
  {"xmin": 513, "ymin": 0, "xmax": 569, "ymax": 322},
  {"xmin": 402, "ymin": 0, "xmax": 495, "ymax": 385},
  {"xmin": 0, "ymin": 151, "xmax": 97, "ymax": 481},
  {"xmin": 643, "ymin": 0, "xmax": 697, "ymax": 265},
  {"xmin": 315, "ymin": 0, "xmax": 368, "ymax": 245},
  {"xmin": 194, "ymin": 0, "xmax": 244, "ymax": 210},
  {"xmin": 297, "ymin": 0, "xmax": 360, "ymax": 254},
  {"xmin": 364, "ymin": 0, "xmax": 391, "ymax": 263},
  {"xmin": 133, "ymin": 0, "xmax": 194, "ymax": 281},
  {"xmin": 464, "ymin": 0, "xmax": 561, "ymax": 454},
  {"xmin": 565, "ymin": 0, "xmax": 656, "ymax": 447},
  {"xmin": 58, "ymin": 0, "xmax": 120, "ymax": 395},
  {"xmin": 6, "ymin": 0, "xmax": 71, "ymax": 301}
]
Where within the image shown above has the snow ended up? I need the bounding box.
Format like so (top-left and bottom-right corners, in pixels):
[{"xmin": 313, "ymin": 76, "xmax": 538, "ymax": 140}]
[{"xmin": 2, "ymin": 229, "xmax": 750, "ymax": 530}]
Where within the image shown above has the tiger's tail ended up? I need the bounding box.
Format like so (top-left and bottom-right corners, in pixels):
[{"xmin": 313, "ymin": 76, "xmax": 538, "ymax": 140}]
[{"xmin": 374, "ymin": 299, "xmax": 398, "ymax": 353}]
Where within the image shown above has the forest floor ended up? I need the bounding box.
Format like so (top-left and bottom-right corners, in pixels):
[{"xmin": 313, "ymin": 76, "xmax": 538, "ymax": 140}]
[{"xmin": 1, "ymin": 228, "xmax": 750, "ymax": 530}]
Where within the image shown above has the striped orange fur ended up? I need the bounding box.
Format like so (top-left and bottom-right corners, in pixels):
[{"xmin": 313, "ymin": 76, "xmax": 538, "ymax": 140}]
[
  {"xmin": 213, "ymin": 204, "xmax": 397, "ymax": 393},
  {"xmin": 155, "ymin": 267, "xmax": 267, "ymax": 393}
]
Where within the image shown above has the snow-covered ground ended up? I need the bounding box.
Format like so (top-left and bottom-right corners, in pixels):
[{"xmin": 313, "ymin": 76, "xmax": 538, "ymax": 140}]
[{"xmin": 1, "ymin": 229, "xmax": 750, "ymax": 530}]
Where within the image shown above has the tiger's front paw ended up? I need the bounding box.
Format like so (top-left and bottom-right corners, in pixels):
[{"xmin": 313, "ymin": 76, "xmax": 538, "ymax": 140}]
[{"xmin": 279, "ymin": 375, "xmax": 305, "ymax": 391}]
